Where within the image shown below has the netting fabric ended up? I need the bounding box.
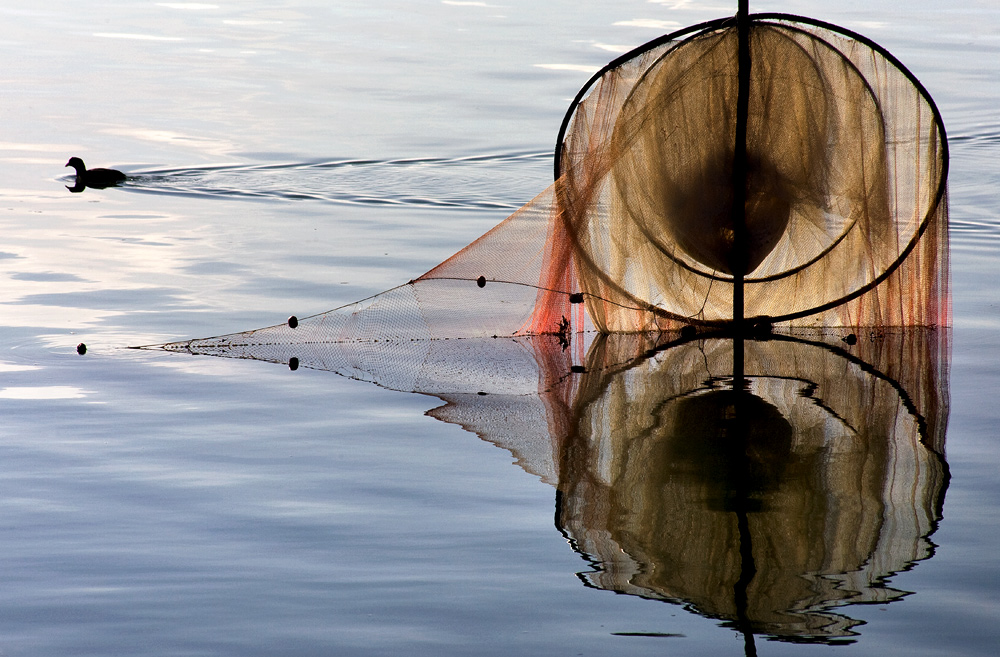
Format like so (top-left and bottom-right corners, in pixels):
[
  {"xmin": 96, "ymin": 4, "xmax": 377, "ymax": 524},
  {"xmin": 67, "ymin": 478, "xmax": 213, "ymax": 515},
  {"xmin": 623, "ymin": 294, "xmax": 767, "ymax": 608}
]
[
  {"xmin": 553, "ymin": 17, "xmax": 948, "ymax": 331},
  {"xmin": 153, "ymin": 14, "xmax": 947, "ymax": 367},
  {"xmin": 144, "ymin": 15, "xmax": 953, "ymax": 638}
]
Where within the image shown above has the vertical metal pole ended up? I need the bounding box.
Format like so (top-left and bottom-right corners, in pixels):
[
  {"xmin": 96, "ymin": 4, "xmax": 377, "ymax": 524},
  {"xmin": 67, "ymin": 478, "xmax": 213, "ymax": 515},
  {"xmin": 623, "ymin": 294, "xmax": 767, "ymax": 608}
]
[
  {"xmin": 732, "ymin": 0, "xmax": 751, "ymax": 390},
  {"xmin": 732, "ymin": 0, "xmax": 750, "ymax": 331}
]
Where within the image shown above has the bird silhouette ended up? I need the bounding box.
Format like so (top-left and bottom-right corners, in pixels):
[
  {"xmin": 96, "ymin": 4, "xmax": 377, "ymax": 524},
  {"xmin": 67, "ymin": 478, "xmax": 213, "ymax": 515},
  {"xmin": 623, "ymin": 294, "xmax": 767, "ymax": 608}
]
[{"xmin": 65, "ymin": 156, "xmax": 127, "ymax": 191}]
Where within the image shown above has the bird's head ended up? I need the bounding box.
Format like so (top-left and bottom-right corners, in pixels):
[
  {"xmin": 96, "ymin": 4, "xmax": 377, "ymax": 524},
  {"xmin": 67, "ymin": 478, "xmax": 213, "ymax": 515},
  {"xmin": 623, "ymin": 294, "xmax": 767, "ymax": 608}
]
[{"xmin": 65, "ymin": 157, "xmax": 85, "ymax": 171}]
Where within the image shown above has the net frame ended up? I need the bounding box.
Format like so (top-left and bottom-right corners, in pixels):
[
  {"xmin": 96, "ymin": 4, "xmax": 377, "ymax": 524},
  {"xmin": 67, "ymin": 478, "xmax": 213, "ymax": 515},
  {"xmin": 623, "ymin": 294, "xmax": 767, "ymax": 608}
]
[{"xmin": 548, "ymin": 12, "xmax": 949, "ymax": 331}]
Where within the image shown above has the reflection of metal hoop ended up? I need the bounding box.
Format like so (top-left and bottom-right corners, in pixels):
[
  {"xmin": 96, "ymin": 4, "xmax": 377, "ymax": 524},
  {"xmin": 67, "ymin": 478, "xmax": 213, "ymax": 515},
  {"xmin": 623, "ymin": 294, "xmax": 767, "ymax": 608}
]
[
  {"xmin": 573, "ymin": 331, "xmax": 946, "ymax": 458},
  {"xmin": 554, "ymin": 331, "xmax": 949, "ymax": 644}
]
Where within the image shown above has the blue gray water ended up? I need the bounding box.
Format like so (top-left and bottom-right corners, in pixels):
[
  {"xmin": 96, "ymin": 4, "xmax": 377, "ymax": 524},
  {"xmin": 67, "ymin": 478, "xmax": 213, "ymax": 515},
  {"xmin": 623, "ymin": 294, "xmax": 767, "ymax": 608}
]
[{"xmin": 1, "ymin": 0, "xmax": 998, "ymax": 655}]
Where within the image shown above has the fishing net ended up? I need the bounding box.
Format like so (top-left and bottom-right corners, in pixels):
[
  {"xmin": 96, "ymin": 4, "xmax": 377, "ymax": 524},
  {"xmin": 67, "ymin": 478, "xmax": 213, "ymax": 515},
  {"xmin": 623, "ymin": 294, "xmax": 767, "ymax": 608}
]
[{"xmin": 153, "ymin": 13, "xmax": 948, "ymax": 372}]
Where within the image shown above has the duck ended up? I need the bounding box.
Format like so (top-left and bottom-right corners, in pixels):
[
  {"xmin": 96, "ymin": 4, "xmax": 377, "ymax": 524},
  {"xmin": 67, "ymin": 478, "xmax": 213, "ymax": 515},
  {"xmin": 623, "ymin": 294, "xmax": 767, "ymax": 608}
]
[{"xmin": 65, "ymin": 157, "xmax": 127, "ymax": 189}]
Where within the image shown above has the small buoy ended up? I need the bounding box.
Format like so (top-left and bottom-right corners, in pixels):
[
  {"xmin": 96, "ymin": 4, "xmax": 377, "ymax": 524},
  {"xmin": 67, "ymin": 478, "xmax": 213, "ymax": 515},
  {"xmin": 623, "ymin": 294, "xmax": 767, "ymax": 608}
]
[
  {"xmin": 476, "ymin": 276, "xmax": 486, "ymax": 288},
  {"xmin": 571, "ymin": 365, "xmax": 587, "ymax": 374},
  {"xmin": 843, "ymin": 333, "xmax": 857, "ymax": 345},
  {"xmin": 288, "ymin": 357, "xmax": 300, "ymax": 371},
  {"xmin": 287, "ymin": 315, "xmax": 298, "ymax": 329},
  {"xmin": 569, "ymin": 292, "xmax": 584, "ymax": 304},
  {"xmin": 477, "ymin": 391, "xmax": 488, "ymax": 396},
  {"xmin": 680, "ymin": 325, "xmax": 697, "ymax": 339},
  {"xmin": 76, "ymin": 342, "xmax": 87, "ymax": 355}
]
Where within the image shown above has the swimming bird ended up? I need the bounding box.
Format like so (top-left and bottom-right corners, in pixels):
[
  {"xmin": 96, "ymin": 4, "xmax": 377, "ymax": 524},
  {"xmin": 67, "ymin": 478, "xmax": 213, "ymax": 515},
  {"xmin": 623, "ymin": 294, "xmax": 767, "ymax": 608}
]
[{"xmin": 65, "ymin": 156, "xmax": 127, "ymax": 189}]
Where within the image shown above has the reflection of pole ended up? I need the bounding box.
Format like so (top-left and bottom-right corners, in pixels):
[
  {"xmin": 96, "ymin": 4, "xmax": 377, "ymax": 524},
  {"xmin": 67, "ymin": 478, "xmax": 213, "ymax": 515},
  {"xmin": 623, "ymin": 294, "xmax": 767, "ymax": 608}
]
[
  {"xmin": 733, "ymin": 335, "xmax": 745, "ymax": 391},
  {"xmin": 732, "ymin": 0, "xmax": 750, "ymax": 328},
  {"xmin": 735, "ymin": 504, "xmax": 758, "ymax": 657},
  {"xmin": 731, "ymin": 356, "xmax": 755, "ymax": 655}
]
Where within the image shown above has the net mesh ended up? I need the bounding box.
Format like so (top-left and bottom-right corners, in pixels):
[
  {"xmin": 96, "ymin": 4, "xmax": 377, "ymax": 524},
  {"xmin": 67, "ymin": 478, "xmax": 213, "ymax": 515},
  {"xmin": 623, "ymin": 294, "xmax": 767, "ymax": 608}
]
[
  {"xmin": 151, "ymin": 14, "xmax": 949, "ymax": 374},
  {"xmin": 553, "ymin": 17, "xmax": 948, "ymax": 331}
]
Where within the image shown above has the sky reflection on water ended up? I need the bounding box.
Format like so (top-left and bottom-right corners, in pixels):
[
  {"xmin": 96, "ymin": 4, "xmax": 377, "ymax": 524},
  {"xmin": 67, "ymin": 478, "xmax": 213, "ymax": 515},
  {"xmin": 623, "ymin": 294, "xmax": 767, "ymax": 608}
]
[{"xmin": 0, "ymin": 0, "xmax": 998, "ymax": 655}]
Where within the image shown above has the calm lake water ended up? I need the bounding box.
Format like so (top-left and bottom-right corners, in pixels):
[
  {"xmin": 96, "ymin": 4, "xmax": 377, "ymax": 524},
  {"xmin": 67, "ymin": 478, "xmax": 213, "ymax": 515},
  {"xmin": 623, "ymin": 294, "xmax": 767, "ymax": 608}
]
[{"xmin": 1, "ymin": 0, "xmax": 998, "ymax": 655}]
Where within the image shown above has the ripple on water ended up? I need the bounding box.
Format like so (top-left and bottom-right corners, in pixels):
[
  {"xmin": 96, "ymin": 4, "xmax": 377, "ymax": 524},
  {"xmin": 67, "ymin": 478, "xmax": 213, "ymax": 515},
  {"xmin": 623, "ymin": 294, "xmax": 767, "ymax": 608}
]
[
  {"xmin": 946, "ymin": 125, "xmax": 1000, "ymax": 252},
  {"xmin": 95, "ymin": 151, "xmax": 554, "ymax": 211}
]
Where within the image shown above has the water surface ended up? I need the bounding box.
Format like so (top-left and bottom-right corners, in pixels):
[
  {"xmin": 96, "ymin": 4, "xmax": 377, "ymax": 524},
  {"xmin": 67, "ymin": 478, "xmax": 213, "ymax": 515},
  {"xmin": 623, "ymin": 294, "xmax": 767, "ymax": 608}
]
[{"xmin": 1, "ymin": 0, "xmax": 998, "ymax": 655}]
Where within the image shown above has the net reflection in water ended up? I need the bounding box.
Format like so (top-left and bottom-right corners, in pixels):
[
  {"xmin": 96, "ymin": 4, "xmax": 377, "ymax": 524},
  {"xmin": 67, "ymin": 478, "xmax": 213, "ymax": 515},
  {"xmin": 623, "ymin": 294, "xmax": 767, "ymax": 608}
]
[
  {"xmin": 153, "ymin": 325, "xmax": 949, "ymax": 643},
  {"xmin": 543, "ymin": 330, "xmax": 948, "ymax": 643}
]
